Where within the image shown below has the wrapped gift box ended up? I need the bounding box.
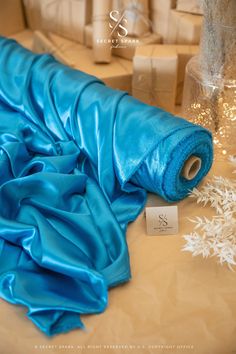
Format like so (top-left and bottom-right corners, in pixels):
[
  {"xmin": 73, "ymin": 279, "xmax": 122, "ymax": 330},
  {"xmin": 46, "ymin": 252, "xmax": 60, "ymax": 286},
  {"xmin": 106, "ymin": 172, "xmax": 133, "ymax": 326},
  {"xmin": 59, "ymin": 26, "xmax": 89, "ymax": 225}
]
[
  {"xmin": 33, "ymin": 32, "xmax": 133, "ymax": 93},
  {"xmin": 24, "ymin": 0, "xmax": 92, "ymax": 44},
  {"xmin": 150, "ymin": 0, "xmax": 176, "ymax": 43},
  {"xmin": 0, "ymin": 0, "xmax": 25, "ymax": 36},
  {"xmin": 167, "ymin": 10, "xmax": 203, "ymax": 44},
  {"xmin": 33, "ymin": 31, "xmax": 74, "ymax": 66},
  {"xmin": 111, "ymin": 0, "xmax": 150, "ymax": 38},
  {"xmin": 132, "ymin": 45, "xmax": 178, "ymax": 112},
  {"xmin": 176, "ymin": 0, "xmax": 203, "ymax": 15},
  {"xmin": 23, "ymin": 0, "xmax": 43, "ymax": 30},
  {"xmin": 123, "ymin": 0, "xmax": 150, "ymax": 38},
  {"xmin": 175, "ymin": 45, "xmax": 199, "ymax": 104},
  {"xmin": 112, "ymin": 32, "xmax": 162, "ymax": 60},
  {"xmin": 92, "ymin": 0, "xmax": 112, "ymax": 63},
  {"xmin": 10, "ymin": 29, "xmax": 33, "ymax": 50},
  {"xmin": 132, "ymin": 44, "xmax": 199, "ymax": 111},
  {"xmin": 85, "ymin": 24, "xmax": 93, "ymax": 48},
  {"xmin": 47, "ymin": 32, "xmax": 85, "ymax": 54}
]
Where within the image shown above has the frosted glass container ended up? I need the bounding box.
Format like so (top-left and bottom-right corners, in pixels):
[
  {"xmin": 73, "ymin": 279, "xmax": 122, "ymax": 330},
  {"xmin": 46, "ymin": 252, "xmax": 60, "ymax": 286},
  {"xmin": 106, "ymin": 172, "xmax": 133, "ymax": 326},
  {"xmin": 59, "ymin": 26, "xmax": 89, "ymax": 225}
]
[
  {"xmin": 182, "ymin": 0, "xmax": 236, "ymax": 159},
  {"xmin": 182, "ymin": 56, "xmax": 236, "ymax": 158}
]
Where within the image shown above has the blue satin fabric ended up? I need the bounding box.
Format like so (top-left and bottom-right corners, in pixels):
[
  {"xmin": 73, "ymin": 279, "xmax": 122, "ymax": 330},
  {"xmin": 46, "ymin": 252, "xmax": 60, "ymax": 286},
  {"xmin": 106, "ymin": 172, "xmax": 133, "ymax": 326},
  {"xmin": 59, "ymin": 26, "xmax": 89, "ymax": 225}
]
[{"xmin": 0, "ymin": 38, "xmax": 213, "ymax": 335}]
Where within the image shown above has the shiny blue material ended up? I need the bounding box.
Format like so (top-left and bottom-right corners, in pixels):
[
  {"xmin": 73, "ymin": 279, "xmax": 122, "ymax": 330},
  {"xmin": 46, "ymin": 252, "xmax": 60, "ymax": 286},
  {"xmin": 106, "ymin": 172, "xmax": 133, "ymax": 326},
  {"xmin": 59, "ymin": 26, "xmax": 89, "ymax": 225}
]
[{"xmin": 0, "ymin": 38, "xmax": 213, "ymax": 335}]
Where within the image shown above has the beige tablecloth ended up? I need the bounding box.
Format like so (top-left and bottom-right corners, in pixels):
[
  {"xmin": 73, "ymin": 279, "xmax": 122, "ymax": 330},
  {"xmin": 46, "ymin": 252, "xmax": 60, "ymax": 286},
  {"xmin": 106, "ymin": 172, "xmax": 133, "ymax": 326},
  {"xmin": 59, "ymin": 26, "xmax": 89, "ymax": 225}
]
[{"xmin": 0, "ymin": 160, "xmax": 235, "ymax": 354}]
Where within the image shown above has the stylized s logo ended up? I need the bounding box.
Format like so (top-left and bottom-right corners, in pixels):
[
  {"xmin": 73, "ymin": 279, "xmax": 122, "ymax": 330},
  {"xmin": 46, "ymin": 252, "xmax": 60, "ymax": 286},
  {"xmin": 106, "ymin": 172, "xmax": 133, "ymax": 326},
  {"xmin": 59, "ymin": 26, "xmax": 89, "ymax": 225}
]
[
  {"xmin": 109, "ymin": 10, "xmax": 128, "ymax": 37},
  {"xmin": 159, "ymin": 214, "xmax": 168, "ymax": 227}
]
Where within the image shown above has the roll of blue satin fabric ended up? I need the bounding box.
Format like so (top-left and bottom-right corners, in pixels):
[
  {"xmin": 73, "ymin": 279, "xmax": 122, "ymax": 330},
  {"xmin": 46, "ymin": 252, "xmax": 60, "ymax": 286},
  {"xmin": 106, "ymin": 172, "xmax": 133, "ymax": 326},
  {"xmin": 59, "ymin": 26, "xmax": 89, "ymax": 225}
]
[{"xmin": 0, "ymin": 37, "xmax": 213, "ymax": 335}]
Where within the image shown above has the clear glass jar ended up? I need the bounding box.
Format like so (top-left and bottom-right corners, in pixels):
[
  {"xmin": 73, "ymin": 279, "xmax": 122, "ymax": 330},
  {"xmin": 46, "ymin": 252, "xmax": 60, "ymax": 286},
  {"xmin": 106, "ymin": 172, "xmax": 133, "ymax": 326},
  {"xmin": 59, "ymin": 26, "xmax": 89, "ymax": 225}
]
[
  {"xmin": 182, "ymin": 56, "xmax": 236, "ymax": 159},
  {"xmin": 182, "ymin": 0, "xmax": 236, "ymax": 160}
]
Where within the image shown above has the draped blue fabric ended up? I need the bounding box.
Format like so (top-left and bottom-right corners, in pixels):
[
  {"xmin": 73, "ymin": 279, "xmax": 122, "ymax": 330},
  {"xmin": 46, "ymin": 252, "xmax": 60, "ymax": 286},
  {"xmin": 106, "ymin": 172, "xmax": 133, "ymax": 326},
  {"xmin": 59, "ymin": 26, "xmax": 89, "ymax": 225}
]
[{"xmin": 0, "ymin": 38, "xmax": 213, "ymax": 335}]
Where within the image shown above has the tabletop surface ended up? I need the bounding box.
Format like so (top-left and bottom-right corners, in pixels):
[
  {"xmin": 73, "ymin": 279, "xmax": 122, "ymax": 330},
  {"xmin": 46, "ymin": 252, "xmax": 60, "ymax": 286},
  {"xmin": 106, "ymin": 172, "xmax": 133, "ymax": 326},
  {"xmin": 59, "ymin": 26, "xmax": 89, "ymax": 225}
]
[{"xmin": 0, "ymin": 160, "xmax": 235, "ymax": 354}]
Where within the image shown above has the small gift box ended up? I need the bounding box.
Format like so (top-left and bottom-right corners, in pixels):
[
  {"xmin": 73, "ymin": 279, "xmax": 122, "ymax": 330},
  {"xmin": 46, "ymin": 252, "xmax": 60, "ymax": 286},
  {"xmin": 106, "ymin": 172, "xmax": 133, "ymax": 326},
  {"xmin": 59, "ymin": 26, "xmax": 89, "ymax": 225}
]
[
  {"xmin": 85, "ymin": 24, "xmax": 93, "ymax": 48},
  {"xmin": 167, "ymin": 10, "xmax": 203, "ymax": 44},
  {"xmin": 92, "ymin": 0, "xmax": 112, "ymax": 63},
  {"xmin": 175, "ymin": 45, "xmax": 199, "ymax": 104},
  {"xmin": 122, "ymin": 0, "xmax": 150, "ymax": 38},
  {"xmin": 23, "ymin": 0, "xmax": 43, "ymax": 30},
  {"xmin": 150, "ymin": 0, "xmax": 176, "ymax": 42},
  {"xmin": 112, "ymin": 0, "xmax": 150, "ymax": 37},
  {"xmin": 10, "ymin": 29, "xmax": 33, "ymax": 50},
  {"xmin": 132, "ymin": 45, "xmax": 178, "ymax": 112},
  {"xmin": 132, "ymin": 44, "xmax": 199, "ymax": 111},
  {"xmin": 33, "ymin": 31, "xmax": 75, "ymax": 66},
  {"xmin": 40, "ymin": 0, "xmax": 92, "ymax": 44},
  {"xmin": 0, "ymin": 0, "xmax": 25, "ymax": 36},
  {"xmin": 176, "ymin": 0, "xmax": 203, "ymax": 15},
  {"xmin": 112, "ymin": 32, "xmax": 162, "ymax": 60}
]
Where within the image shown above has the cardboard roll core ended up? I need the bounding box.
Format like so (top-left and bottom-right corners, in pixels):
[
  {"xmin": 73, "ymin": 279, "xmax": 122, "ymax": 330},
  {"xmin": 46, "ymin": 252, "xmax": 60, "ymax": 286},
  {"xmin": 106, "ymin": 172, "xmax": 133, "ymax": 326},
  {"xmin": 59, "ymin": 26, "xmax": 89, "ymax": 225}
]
[{"xmin": 182, "ymin": 156, "xmax": 202, "ymax": 180}]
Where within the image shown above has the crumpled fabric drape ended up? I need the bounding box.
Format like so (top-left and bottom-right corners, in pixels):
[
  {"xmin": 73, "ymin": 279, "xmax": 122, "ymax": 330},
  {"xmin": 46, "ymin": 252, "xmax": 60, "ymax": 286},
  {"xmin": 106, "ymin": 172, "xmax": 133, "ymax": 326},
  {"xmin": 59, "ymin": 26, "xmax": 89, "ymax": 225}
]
[{"xmin": 0, "ymin": 38, "xmax": 213, "ymax": 335}]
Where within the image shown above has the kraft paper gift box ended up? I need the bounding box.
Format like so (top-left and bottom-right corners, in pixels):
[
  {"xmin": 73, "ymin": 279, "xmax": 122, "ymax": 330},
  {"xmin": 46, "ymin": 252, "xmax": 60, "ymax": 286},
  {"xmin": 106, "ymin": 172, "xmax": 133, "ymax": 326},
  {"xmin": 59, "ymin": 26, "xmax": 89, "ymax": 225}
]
[
  {"xmin": 112, "ymin": 32, "xmax": 162, "ymax": 60},
  {"xmin": 132, "ymin": 44, "xmax": 199, "ymax": 110},
  {"xmin": 122, "ymin": 0, "xmax": 150, "ymax": 38},
  {"xmin": 93, "ymin": 0, "xmax": 112, "ymax": 63},
  {"xmin": 111, "ymin": 0, "xmax": 150, "ymax": 38},
  {"xmin": 10, "ymin": 29, "xmax": 33, "ymax": 50},
  {"xmin": 0, "ymin": 0, "xmax": 25, "ymax": 36},
  {"xmin": 150, "ymin": 0, "xmax": 176, "ymax": 42},
  {"xmin": 40, "ymin": 0, "xmax": 92, "ymax": 44},
  {"xmin": 33, "ymin": 31, "xmax": 75, "ymax": 66},
  {"xmin": 34, "ymin": 32, "xmax": 133, "ymax": 93},
  {"xmin": 132, "ymin": 45, "xmax": 178, "ymax": 113},
  {"xmin": 175, "ymin": 45, "xmax": 199, "ymax": 104},
  {"xmin": 47, "ymin": 32, "xmax": 86, "ymax": 54},
  {"xmin": 23, "ymin": 0, "xmax": 43, "ymax": 30},
  {"xmin": 167, "ymin": 10, "xmax": 203, "ymax": 45},
  {"xmin": 176, "ymin": 0, "xmax": 203, "ymax": 15},
  {"xmin": 85, "ymin": 24, "xmax": 93, "ymax": 48}
]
